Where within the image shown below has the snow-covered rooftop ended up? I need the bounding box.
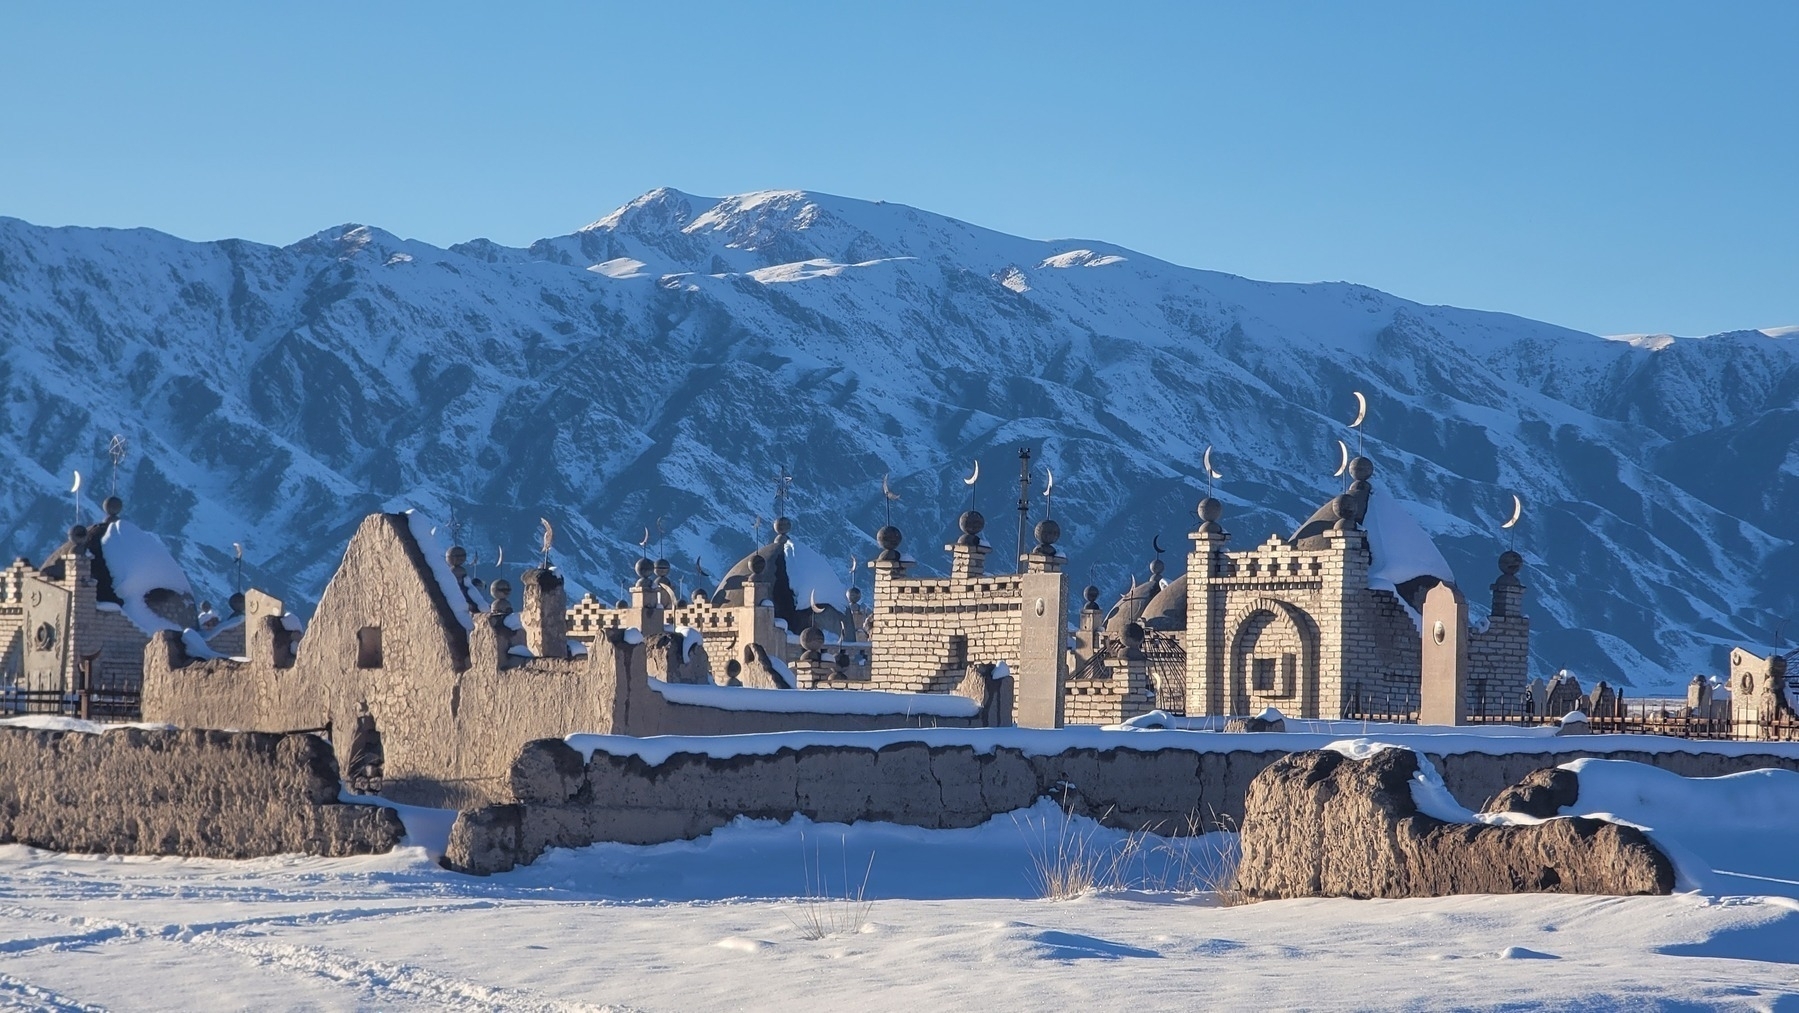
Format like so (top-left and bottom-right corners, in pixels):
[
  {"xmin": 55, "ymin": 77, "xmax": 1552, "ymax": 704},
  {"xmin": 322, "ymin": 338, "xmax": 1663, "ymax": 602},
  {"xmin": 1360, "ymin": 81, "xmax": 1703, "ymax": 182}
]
[{"xmin": 98, "ymin": 519, "xmax": 194, "ymax": 634}]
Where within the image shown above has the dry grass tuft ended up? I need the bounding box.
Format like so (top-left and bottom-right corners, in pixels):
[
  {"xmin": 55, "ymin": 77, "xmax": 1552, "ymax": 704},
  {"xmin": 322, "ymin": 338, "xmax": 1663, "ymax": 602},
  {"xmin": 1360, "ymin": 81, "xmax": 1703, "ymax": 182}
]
[
  {"xmin": 1016, "ymin": 798, "xmax": 1247, "ymax": 904},
  {"xmin": 787, "ymin": 834, "xmax": 876, "ymax": 940}
]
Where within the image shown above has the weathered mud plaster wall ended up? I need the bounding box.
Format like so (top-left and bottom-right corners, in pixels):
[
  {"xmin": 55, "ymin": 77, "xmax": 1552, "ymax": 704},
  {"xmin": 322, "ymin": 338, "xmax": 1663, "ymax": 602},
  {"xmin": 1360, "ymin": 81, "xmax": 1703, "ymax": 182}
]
[
  {"xmin": 445, "ymin": 738, "xmax": 1284, "ymax": 873},
  {"xmin": 0, "ymin": 724, "xmax": 403, "ymax": 858},
  {"xmin": 145, "ymin": 514, "xmax": 996, "ymax": 809},
  {"xmin": 443, "ymin": 731, "xmax": 1799, "ymax": 874},
  {"xmin": 1235, "ymin": 749, "xmax": 1674, "ymax": 900}
]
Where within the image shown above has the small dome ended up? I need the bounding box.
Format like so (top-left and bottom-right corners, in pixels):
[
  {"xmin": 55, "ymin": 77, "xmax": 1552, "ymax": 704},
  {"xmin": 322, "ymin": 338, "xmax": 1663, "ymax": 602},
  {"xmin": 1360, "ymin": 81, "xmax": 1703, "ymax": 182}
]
[{"xmin": 1139, "ymin": 574, "xmax": 1188, "ymax": 631}]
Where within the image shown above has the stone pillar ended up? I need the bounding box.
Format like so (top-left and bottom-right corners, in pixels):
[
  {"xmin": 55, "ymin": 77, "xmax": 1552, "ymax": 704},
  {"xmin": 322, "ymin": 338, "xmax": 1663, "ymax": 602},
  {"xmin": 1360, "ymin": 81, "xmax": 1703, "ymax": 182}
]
[
  {"xmin": 1019, "ymin": 518, "xmax": 1065, "ymax": 576},
  {"xmin": 1419, "ymin": 581, "xmax": 1470, "ymax": 726},
  {"xmin": 629, "ymin": 557, "xmax": 666, "ymax": 642},
  {"xmin": 1474, "ymin": 550, "xmax": 1531, "ymax": 707},
  {"xmin": 243, "ymin": 588, "xmax": 293, "ymax": 669},
  {"xmin": 520, "ymin": 566, "xmax": 568, "ymax": 660},
  {"xmin": 1686, "ymin": 673, "xmax": 1711, "ymax": 714},
  {"xmin": 1016, "ymin": 568, "xmax": 1067, "ymax": 728},
  {"xmin": 1074, "ymin": 585, "xmax": 1104, "ymax": 674},
  {"xmin": 1185, "ymin": 496, "xmax": 1229, "ymax": 716},
  {"xmin": 1318, "ymin": 492, "xmax": 1371, "ymax": 720},
  {"xmin": 737, "ymin": 553, "xmax": 782, "ymax": 663},
  {"xmin": 1119, "ymin": 621, "xmax": 1153, "ymax": 701},
  {"xmin": 1730, "ymin": 647, "xmax": 1791, "ymax": 739},
  {"xmin": 791, "ymin": 625, "xmax": 836, "ymax": 686},
  {"xmin": 1490, "ymin": 550, "xmax": 1526, "ymax": 618},
  {"xmin": 946, "ymin": 511, "xmax": 990, "ymax": 579},
  {"xmin": 59, "ymin": 538, "xmax": 96, "ymax": 694}
]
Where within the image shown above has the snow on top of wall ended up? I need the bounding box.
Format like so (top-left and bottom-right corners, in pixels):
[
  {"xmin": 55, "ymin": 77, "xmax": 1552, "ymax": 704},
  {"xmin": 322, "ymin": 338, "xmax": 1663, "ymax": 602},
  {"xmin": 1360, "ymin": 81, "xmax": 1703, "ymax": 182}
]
[
  {"xmin": 1322, "ymin": 738, "xmax": 1475, "ymax": 823},
  {"xmin": 99, "ymin": 519, "xmax": 194, "ymax": 635},
  {"xmin": 1318, "ymin": 739, "xmax": 1799, "ymax": 897},
  {"xmin": 672, "ymin": 625, "xmax": 704, "ymax": 663},
  {"xmin": 180, "ymin": 628, "xmax": 227, "ymax": 660},
  {"xmin": 1362, "ymin": 487, "xmax": 1455, "ymax": 593},
  {"xmin": 203, "ymin": 612, "xmax": 246, "ymax": 640},
  {"xmin": 1553, "ymin": 758, "xmax": 1799, "ymax": 894},
  {"xmin": 648, "ymin": 678, "xmax": 981, "ymax": 718},
  {"xmin": 764, "ymin": 653, "xmax": 797, "ymax": 689},
  {"xmin": 0, "ymin": 716, "xmax": 176, "ymax": 735},
  {"xmin": 564, "ymin": 722, "xmax": 1799, "ymax": 769},
  {"xmin": 783, "ymin": 539, "xmax": 848, "ymax": 607},
  {"xmin": 404, "ymin": 511, "xmax": 472, "ymax": 630}
]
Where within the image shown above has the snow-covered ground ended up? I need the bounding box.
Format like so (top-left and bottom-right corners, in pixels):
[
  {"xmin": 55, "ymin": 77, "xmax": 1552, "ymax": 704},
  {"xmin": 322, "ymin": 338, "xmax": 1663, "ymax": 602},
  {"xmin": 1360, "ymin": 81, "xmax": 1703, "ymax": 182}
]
[{"xmin": 6, "ymin": 801, "xmax": 1799, "ymax": 1011}]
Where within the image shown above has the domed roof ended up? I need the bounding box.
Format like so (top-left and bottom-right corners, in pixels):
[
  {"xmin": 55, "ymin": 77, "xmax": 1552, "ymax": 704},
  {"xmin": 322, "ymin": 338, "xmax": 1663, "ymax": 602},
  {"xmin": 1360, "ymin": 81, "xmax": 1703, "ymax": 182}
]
[
  {"xmin": 1103, "ymin": 575, "xmax": 1158, "ymax": 638},
  {"xmin": 97, "ymin": 517, "xmax": 198, "ymax": 633},
  {"xmin": 1361, "ymin": 486, "xmax": 1455, "ymax": 594},
  {"xmin": 712, "ymin": 523, "xmax": 850, "ymax": 632},
  {"xmin": 1138, "ymin": 573, "xmax": 1187, "ymax": 631},
  {"xmin": 1289, "ymin": 451, "xmax": 1455, "ymax": 604}
]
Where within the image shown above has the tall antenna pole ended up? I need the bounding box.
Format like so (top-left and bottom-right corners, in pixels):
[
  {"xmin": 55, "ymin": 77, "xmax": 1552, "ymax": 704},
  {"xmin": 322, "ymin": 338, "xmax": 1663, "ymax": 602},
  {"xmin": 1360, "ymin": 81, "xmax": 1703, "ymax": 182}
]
[
  {"xmin": 1015, "ymin": 447, "xmax": 1031, "ymax": 573},
  {"xmin": 775, "ymin": 466, "xmax": 793, "ymax": 519},
  {"xmin": 108, "ymin": 434, "xmax": 127, "ymax": 497}
]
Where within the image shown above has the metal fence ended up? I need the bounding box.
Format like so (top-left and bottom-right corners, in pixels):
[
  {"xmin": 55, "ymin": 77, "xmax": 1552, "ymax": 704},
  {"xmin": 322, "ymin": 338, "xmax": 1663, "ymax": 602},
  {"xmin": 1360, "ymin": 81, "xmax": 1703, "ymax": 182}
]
[
  {"xmin": 0, "ymin": 686, "xmax": 143, "ymax": 722},
  {"xmin": 1343, "ymin": 685, "xmax": 1799, "ymax": 742}
]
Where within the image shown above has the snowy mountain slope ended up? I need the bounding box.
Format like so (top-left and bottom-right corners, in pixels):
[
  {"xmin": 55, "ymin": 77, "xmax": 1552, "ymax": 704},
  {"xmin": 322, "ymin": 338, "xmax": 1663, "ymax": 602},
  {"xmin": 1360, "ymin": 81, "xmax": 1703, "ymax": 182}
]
[{"xmin": 0, "ymin": 188, "xmax": 1792, "ymax": 693}]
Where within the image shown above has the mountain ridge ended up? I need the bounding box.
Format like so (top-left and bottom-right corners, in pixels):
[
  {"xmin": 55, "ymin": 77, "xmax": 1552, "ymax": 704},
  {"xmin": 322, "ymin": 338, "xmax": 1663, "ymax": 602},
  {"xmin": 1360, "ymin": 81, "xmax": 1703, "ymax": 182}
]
[{"xmin": 0, "ymin": 187, "xmax": 1792, "ymax": 694}]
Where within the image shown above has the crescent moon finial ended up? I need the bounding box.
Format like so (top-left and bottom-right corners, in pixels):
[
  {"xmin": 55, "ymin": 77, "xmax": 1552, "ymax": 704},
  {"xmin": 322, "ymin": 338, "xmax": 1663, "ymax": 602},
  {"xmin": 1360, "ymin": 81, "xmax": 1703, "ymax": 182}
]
[
  {"xmin": 1501, "ymin": 493, "xmax": 1523, "ymax": 530},
  {"xmin": 70, "ymin": 471, "xmax": 82, "ymax": 494},
  {"xmin": 1203, "ymin": 445, "xmax": 1222, "ymax": 480},
  {"xmin": 540, "ymin": 517, "xmax": 555, "ymax": 556},
  {"xmin": 1334, "ymin": 439, "xmax": 1350, "ymax": 477},
  {"xmin": 1152, "ymin": 534, "xmax": 1165, "ymax": 554},
  {"xmin": 963, "ymin": 460, "xmax": 980, "ymax": 486},
  {"xmin": 640, "ymin": 527, "xmax": 651, "ymax": 549},
  {"xmin": 1350, "ymin": 391, "xmax": 1368, "ymax": 429},
  {"xmin": 233, "ymin": 541, "xmax": 243, "ymax": 560},
  {"xmin": 1043, "ymin": 467, "xmax": 1054, "ymax": 498},
  {"xmin": 496, "ymin": 545, "xmax": 505, "ymax": 567},
  {"xmin": 809, "ymin": 588, "xmax": 818, "ymax": 611}
]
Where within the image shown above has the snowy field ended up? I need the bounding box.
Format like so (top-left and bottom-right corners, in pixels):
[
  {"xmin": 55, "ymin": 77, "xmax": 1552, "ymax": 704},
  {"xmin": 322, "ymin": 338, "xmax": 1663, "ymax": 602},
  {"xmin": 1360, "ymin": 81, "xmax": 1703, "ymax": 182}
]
[{"xmin": 6, "ymin": 802, "xmax": 1799, "ymax": 1012}]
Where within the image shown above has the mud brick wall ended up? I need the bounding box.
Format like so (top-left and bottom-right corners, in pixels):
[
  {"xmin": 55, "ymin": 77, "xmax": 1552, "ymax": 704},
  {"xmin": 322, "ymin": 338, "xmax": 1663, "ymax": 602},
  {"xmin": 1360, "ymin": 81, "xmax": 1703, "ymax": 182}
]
[
  {"xmin": 443, "ymin": 734, "xmax": 1799, "ymax": 874},
  {"xmin": 0, "ymin": 724, "xmax": 403, "ymax": 859}
]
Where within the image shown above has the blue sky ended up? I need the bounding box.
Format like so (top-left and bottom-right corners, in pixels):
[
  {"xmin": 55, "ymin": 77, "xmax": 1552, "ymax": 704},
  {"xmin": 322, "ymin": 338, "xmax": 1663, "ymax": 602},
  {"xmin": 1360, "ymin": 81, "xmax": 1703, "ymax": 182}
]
[{"xmin": 2, "ymin": 3, "xmax": 1793, "ymax": 337}]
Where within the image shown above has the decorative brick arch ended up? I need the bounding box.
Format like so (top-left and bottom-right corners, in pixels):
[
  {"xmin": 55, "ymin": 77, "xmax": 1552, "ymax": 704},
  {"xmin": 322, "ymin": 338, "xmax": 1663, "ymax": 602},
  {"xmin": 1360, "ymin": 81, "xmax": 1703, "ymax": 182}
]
[{"xmin": 1223, "ymin": 596, "xmax": 1321, "ymax": 718}]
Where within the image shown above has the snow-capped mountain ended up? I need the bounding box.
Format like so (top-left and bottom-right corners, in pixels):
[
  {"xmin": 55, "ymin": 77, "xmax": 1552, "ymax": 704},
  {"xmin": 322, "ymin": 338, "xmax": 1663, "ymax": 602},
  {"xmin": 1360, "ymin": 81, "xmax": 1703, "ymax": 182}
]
[{"xmin": 1, "ymin": 187, "xmax": 1793, "ymax": 693}]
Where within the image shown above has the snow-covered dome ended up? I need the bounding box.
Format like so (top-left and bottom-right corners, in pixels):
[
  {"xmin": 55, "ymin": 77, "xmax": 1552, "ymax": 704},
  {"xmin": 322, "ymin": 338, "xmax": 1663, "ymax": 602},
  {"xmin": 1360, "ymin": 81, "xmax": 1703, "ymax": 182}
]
[
  {"xmin": 1361, "ymin": 486, "xmax": 1455, "ymax": 595},
  {"xmin": 1289, "ymin": 458, "xmax": 1454, "ymax": 602},
  {"xmin": 96, "ymin": 516, "xmax": 198, "ymax": 634},
  {"xmin": 711, "ymin": 517, "xmax": 850, "ymax": 633}
]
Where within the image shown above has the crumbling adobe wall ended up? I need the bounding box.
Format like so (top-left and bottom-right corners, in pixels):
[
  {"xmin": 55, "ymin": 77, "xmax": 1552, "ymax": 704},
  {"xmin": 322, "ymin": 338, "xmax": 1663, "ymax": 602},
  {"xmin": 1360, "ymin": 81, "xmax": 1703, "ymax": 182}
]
[
  {"xmin": 442, "ymin": 735, "xmax": 1799, "ymax": 875},
  {"xmin": 146, "ymin": 513, "xmax": 1009, "ymax": 811},
  {"xmin": 1235, "ymin": 749, "xmax": 1674, "ymax": 899},
  {"xmin": 445, "ymin": 739, "xmax": 1287, "ymax": 873},
  {"xmin": 0, "ymin": 725, "xmax": 403, "ymax": 858}
]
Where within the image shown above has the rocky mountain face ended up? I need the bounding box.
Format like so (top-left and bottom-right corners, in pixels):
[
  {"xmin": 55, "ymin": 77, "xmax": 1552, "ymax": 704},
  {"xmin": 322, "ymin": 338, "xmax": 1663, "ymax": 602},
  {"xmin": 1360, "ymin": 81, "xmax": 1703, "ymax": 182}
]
[{"xmin": 1, "ymin": 188, "xmax": 1793, "ymax": 694}]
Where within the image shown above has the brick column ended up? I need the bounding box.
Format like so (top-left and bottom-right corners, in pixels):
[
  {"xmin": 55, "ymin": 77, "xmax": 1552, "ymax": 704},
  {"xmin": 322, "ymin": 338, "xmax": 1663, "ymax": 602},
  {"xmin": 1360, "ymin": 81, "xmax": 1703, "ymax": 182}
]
[{"xmin": 1185, "ymin": 496, "xmax": 1229, "ymax": 716}]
